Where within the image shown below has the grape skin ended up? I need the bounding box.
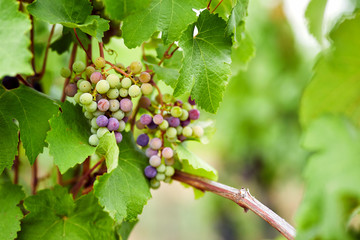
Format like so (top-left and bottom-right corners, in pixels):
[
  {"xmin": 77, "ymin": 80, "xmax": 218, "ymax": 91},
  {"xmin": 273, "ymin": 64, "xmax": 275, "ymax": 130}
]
[
  {"xmin": 97, "ymin": 127, "xmax": 109, "ymax": 138},
  {"xmin": 89, "ymin": 134, "xmax": 99, "ymax": 146},
  {"xmin": 119, "ymin": 88, "xmax": 128, "ymax": 97},
  {"xmin": 189, "ymin": 109, "xmax": 200, "ymax": 120},
  {"xmin": 149, "ymin": 138, "xmax": 162, "ymax": 150},
  {"xmin": 129, "ymin": 85, "xmax": 141, "ymax": 98},
  {"xmin": 85, "ymin": 101, "xmax": 97, "ymax": 112},
  {"xmin": 73, "ymin": 61, "xmax": 85, "ymax": 73},
  {"xmin": 192, "ymin": 126, "xmax": 204, "ymax": 138},
  {"xmin": 65, "ymin": 84, "xmax": 77, "ymax": 97},
  {"xmin": 139, "ymin": 72, "xmax": 151, "ymax": 83},
  {"xmin": 97, "ymin": 99, "xmax": 110, "ymax": 111},
  {"xmin": 94, "ymin": 57, "xmax": 106, "ymax": 69},
  {"xmin": 60, "ymin": 67, "xmax": 71, "ymax": 78},
  {"xmin": 137, "ymin": 133, "xmax": 150, "ymax": 146},
  {"xmin": 153, "ymin": 114, "xmax": 163, "ymax": 125},
  {"xmin": 149, "ymin": 155, "xmax": 161, "ymax": 167},
  {"xmin": 171, "ymin": 106, "xmax": 182, "ymax": 118},
  {"xmin": 166, "ymin": 127, "xmax": 177, "ymax": 138},
  {"xmin": 146, "ymin": 148, "xmax": 158, "ymax": 158},
  {"xmin": 115, "ymin": 132, "xmax": 123, "ymax": 143},
  {"xmin": 120, "ymin": 98, "xmax": 133, "ymax": 112},
  {"xmin": 109, "ymin": 99, "xmax": 120, "ymax": 112},
  {"xmin": 144, "ymin": 166, "xmax": 157, "ymax": 178},
  {"xmin": 121, "ymin": 78, "xmax": 132, "ymax": 88},
  {"xmin": 96, "ymin": 80, "xmax": 110, "ymax": 94},
  {"xmin": 96, "ymin": 115, "xmax": 109, "ymax": 127},
  {"xmin": 130, "ymin": 61, "xmax": 142, "ymax": 74},
  {"xmin": 140, "ymin": 114, "xmax": 152, "ymax": 125},
  {"xmin": 90, "ymin": 72, "xmax": 102, "ymax": 84},
  {"xmin": 80, "ymin": 93, "xmax": 93, "ymax": 105},
  {"xmin": 162, "ymin": 147, "xmax": 173, "ymax": 159},
  {"xmin": 141, "ymin": 83, "xmax": 153, "ymax": 95},
  {"xmin": 107, "ymin": 118, "xmax": 120, "ymax": 131},
  {"xmin": 107, "ymin": 89, "xmax": 119, "ymax": 99}
]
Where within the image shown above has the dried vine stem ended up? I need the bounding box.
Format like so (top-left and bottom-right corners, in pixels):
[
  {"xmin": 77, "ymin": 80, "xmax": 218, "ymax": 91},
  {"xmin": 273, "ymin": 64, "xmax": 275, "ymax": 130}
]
[{"xmin": 172, "ymin": 171, "xmax": 296, "ymax": 240}]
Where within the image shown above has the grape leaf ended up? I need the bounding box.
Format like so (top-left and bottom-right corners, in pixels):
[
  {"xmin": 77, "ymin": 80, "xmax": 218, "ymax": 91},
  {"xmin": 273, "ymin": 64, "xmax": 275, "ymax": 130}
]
[
  {"xmin": 226, "ymin": 0, "xmax": 249, "ymax": 40},
  {"xmin": 103, "ymin": 0, "xmax": 151, "ymax": 20},
  {"xmin": 122, "ymin": 0, "xmax": 202, "ymax": 48},
  {"xmin": 176, "ymin": 144, "xmax": 218, "ymax": 181},
  {"xmin": 46, "ymin": 101, "xmax": 95, "ymax": 174},
  {"xmin": 151, "ymin": 64, "xmax": 179, "ymax": 88},
  {"xmin": 305, "ymin": 0, "xmax": 328, "ymax": 44},
  {"xmin": 94, "ymin": 132, "xmax": 151, "ymax": 222},
  {"xmin": 50, "ymin": 27, "xmax": 90, "ymax": 54},
  {"xmin": 19, "ymin": 185, "xmax": 115, "ymax": 240},
  {"xmin": 300, "ymin": 13, "xmax": 360, "ymax": 127},
  {"xmin": 96, "ymin": 132, "xmax": 119, "ymax": 173},
  {"xmin": 116, "ymin": 220, "xmax": 138, "ymax": 240},
  {"xmin": 231, "ymin": 30, "xmax": 256, "ymax": 73},
  {"xmin": 0, "ymin": 0, "xmax": 33, "ymax": 78},
  {"xmin": 27, "ymin": 0, "xmax": 109, "ymax": 41},
  {"xmin": 0, "ymin": 182, "xmax": 25, "ymax": 240},
  {"xmin": 0, "ymin": 85, "xmax": 59, "ymax": 168},
  {"xmin": 174, "ymin": 10, "xmax": 232, "ymax": 113},
  {"xmin": 296, "ymin": 116, "xmax": 360, "ymax": 240}
]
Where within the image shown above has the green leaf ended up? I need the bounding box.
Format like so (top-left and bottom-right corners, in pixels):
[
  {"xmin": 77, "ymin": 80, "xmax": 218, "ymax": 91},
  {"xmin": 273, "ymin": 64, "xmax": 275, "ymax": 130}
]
[
  {"xmin": 50, "ymin": 27, "xmax": 90, "ymax": 54},
  {"xmin": 305, "ymin": 0, "xmax": 328, "ymax": 44},
  {"xmin": 116, "ymin": 220, "xmax": 138, "ymax": 240},
  {"xmin": 19, "ymin": 185, "xmax": 115, "ymax": 240},
  {"xmin": 0, "ymin": 85, "xmax": 59, "ymax": 168},
  {"xmin": 174, "ymin": 10, "xmax": 232, "ymax": 113},
  {"xmin": 296, "ymin": 116, "xmax": 360, "ymax": 240},
  {"xmin": 151, "ymin": 64, "xmax": 179, "ymax": 88},
  {"xmin": 96, "ymin": 132, "xmax": 119, "ymax": 173},
  {"xmin": 94, "ymin": 132, "xmax": 151, "ymax": 222},
  {"xmin": 231, "ymin": 30, "xmax": 256, "ymax": 73},
  {"xmin": 122, "ymin": 0, "xmax": 201, "ymax": 48},
  {"xmin": 103, "ymin": 0, "xmax": 151, "ymax": 20},
  {"xmin": 300, "ymin": 13, "xmax": 360, "ymax": 127},
  {"xmin": 46, "ymin": 101, "xmax": 95, "ymax": 174},
  {"xmin": 176, "ymin": 144, "xmax": 218, "ymax": 181},
  {"xmin": 0, "ymin": 0, "xmax": 33, "ymax": 78},
  {"xmin": 0, "ymin": 182, "xmax": 25, "ymax": 240},
  {"xmin": 28, "ymin": 0, "xmax": 109, "ymax": 41},
  {"xmin": 226, "ymin": 0, "xmax": 249, "ymax": 40}
]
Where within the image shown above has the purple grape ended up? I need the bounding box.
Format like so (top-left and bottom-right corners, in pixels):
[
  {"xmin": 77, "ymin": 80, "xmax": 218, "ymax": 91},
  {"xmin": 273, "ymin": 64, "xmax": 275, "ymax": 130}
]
[
  {"xmin": 178, "ymin": 135, "xmax": 186, "ymax": 141},
  {"xmin": 120, "ymin": 98, "xmax": 133, "ymax": 112},
  {"xmin": 140, "ymin": 114, "xmax": 152, "ymax": 125},
  {"xmin": 146, "ymin": 148, "xmax": 158, "ymax": 158},
  {"xmin": 176, "ymin": 100, "xmax": 183, "ymax": 105},
  {"xmin": 65, "ymin": 84, "xmax": 77, "ymax": 97},
  {"xmin": 188, "ymin": 97, "xmax": 196, "ymax": 105},
  {"xmin": 138, "ymin": 96, "xmax": 151, "ymax": 108},
  {"xmin": 137, "ymin": 133, "xmax": 149, "ymax": 147},
  {"xmin": 115, "ymin": 132, "xmax": 123, "ymax": 143},
  {"xmin": 90, "ymin": 72, "xmax": 102, "ymax": 84},
  {"xmin": 98, "ymin": 99, "xmax": 110, "ymax": 112},
  {"xmin": 168, "ymin": 117, "xmax": 180, "ymax": 127},
  {"xmin": 107, "ymin": 118, "xmax": 120, "ymax": 131},
  {"xmin": 96, "ymin": 115, "xmax": 108, "ymax": 127},
  {"xmin": 153, "ymin": 114, "xmax": 163, "ymax": 125},
  {"xmin": 144, "ymin": 165, "xmax": 157, "ymax": 178},
  {"xmin": 123, "ymin": 116, "xmax": 129, "ymax": 123},
  {"xmin": 136, "ymin": 120, "xmax": 145, "ymax": 129},
  {"xmin": 149, "ymin": 138, "xmax": 162, "ymax": 150},
  {"xmin": 189, "ymin": 109, "xmax": 200, "ymax": 120},
  {"xmin": 181, "ymin": 119, "xmax": 190, "ymax": 127},
  {"xmin": 147, "ymin": 120, "xmax": 157, "ymax": 129}
]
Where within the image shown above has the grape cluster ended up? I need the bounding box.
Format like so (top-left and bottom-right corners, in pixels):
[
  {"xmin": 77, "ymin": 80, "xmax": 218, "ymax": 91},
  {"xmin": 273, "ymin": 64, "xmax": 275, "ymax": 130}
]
[
  {"xmin": 61, "ymin": 57, "xmax": 153, "ymax": 146},
  {"xmin": 135, "ymin": 95, "xmax": 203, "ymax": 189}
]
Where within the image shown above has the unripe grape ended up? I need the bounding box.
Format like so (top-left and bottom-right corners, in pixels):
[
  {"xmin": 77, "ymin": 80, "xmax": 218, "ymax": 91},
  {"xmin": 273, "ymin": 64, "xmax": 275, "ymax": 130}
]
[
  {"xmin": 119, "ymin": 88, "xmax": 128, "ymax": 97},
  {"xmin": 118, "ymin": 120, "xmax": 126, "ymax": 131},
  {"xmin": 79, "ymin": 80, "xmax": 92, "ymax": 92},
  {"xmin": 144, "ymin": 166, "xmax": 157, "ymax": 178},
  {"xmin": 156, "ymin": 173, "xmax": 166, "ymax": 181},
  {"xmin": 166, "ymin": 127, "xmax": 177, "ymax": 138},
  {"xmin": 93, "ymin": 110, "xmax": 105, "ymax": 117},
  {"xmin": 156, "ymin": 164, "xmax": 166, "ymax": 173},
  {"xmin": 189, "ymin": 109, "xmax": 200, "ymax": 120},
  {"xmin": 176, "ymin": 126, "xmax": 183, "ymax": 135},
  {"xmin": 115, "ymin": 132, "xmax": 123, "ymax": 143},
  {"xmin": 192, "ymin": 126, "xmax": 204, "ymax": 138},
  {"xmin": 162, "ymin": 147, "xmax": 173, "ymax": 159},
  {"xmin": 106, "ymin": 74, "xmax": 120, "ymax": 88},
  {"xmin": 94, "ymin": 57, "xmax": 106, "ymax": 69},
  {"xmin": 139, "ymin": 72, "xmax": 151, "ymax": 83},
  {"xmin": 163, "ymin": 93, "xmax": 173, "ymax": 103},
  {"xmin": 138, "ymin": 96, "xmax": 151, "ymax": 108},
  {"xmin": 86, "ymin": 66, "xmax": 96, "ymax": 76},
  {"xmin": 180, "ymin": 109, "xmax": 189, "ymax": 121},
  {"xmin": 72, "ymin": 61, "xmax": 85, "ymax": 73},
  {"xmin": 109, "ymin": 99, "xmax": 120, "ymax": 112},
  {"xmin": 146, "ymin": 148, "xmax": 158, "ymax": 158},
  {"xmin": 60, "ymin": 67, "xmax": 71, "ymax": 78},
  {"xmin": 107, "ymin": 88, "xmax": 119, "ymax": 99},
  {"xmin": 97, "ymin": 127, "xmax": 109, "ymax": 138},
  {"xmin": 183, "ymin": 102, "xmax": 192, "ymax": 111},
  {"xmin": 149, "ymin": 138, "xmax": 162, "ymax": 150},
  {"xmin": 91, "ymin": 117, "xmax": 99, "ymax": 129},
  {"xmin": 159, "ymin": 120, "xmax": 169, "ymax": 130},
  {"xmin": 153, "ymin": 114, "xmax": 163, "ymax": 125},
  {"xmin": 120, "ymin": 98, "xmax": 133, "ymax": 112},
  {"xmin": 130, "ymin": 61, "xmax": 142, "ymax": 74},
  {"xmin": 165, "ymin": 166, "xmax": 175, "ymax": 177},
  {"xmin": 112, "ymin": 110, "xmax": 125, "ymax": 120},
  {"xmin": 140, "ymin": 114, "xmax": 152, "ymax": 125},
  {"xmin": 107, "ymin": 117, "xmax": 120, "ymax": 131},
  {"xmin": 91, "ymin": 127, "xmax": 97, "ymax": 134},
  {"xmin": 77, "ymin": 79, "xmax": 85, "ymax": 88},
  {"xmin": 150, "ymin": 179, "xmax": 160, "ymax": 189},
  {"xmin": 96, "ymin": 80, "xmax": 110, "ymax": 94},
  {"xmin": 97, "ymin": 99, "xmax": 110, "ymax": 111},
  {"xmin": 182, "ymin": 126, "xmax": 193, "ymax": 137},
  {"xmin": 129, "ymin": 85, "xmax": 141, "ymax": 98},
  {"xmin": 171, "ymin": 106, "xmax": 182, "ymax": 118},
  {"xmin": 80, "ymin": 93, "xmax": 93, "ymax": 105},
  {"xmin": 121, "ymin": 78, "xmax": 132, "ymax": 88},
  {"xmin": 90, "ymin": 72, "xmax": 102, "ymax": 84},
  {"xmin": 65, "ymin": 83, "xmax": 77, "ymax": 97},
  {"xmin": 141, "ymin": 83, "xmax": 153, "ymax": 95},
  {"xmin": 149, "ymin": 155, "xmax": 161, "ymax": 167},
  {"xmin": 85, "ymin": 101, "xmax": 97, "ymax": 112},
  {"xmin": 89, "ymin": 134, "xmax": 99, "ymax": 146},
  {"xmin": 137, "ymin": 133, "xmax": 149, "ymax": 147},
  {"xmin": 74, "ymin": 92, "xmax": 82, "ymax": 103},
  {"xmin": 84, "ymin": 111, "xmax": 93, "ymax": 119}
]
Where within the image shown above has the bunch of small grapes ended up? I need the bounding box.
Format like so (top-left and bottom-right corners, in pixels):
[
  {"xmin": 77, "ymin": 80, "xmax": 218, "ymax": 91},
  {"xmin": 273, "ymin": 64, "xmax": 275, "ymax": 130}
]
[
  {"xmin": 61, "ymin": 57, "xmax": 154, "ymax": 146},
  {"xmin": 135, "ymin": 95, "xmax": 203, "ymax": 189}
]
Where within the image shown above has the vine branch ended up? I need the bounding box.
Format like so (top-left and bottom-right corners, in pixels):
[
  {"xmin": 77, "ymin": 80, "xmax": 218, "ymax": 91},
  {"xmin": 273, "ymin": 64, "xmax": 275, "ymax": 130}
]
[
  {"xmin": 60, "ymin": 43, "xmax": 78, "ymax": 102},
  {"xmin": 38, "ymin": 24, "xmax": 55, "ymax": 79},
  {"xmin": 211, "ymin": 0, "xmax": 224, "ymax": 13},
  {"xmin": 172, "ymin": 171, "xmax": 296, "ymax": 240},
  {"xmin": 73, "ymin": 28, "xmax": 91, "ymax": 60}
]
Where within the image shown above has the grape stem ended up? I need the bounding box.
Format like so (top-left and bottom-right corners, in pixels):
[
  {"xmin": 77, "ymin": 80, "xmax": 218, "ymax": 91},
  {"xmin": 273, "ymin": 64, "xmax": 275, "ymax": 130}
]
[
  {"xmin": 105, "ymin": 61, "xmax": 130, "ymax": 77},
  {"xmin": 61, "ymin": 43, "xmax": 78, "ymax": 102},
  {"xmin": 207, "ymin": 0, "xmax": 212, "ymax": 10},
  {"xmin": 172, "ymin": 170, "xmax": 296, "ymax": 240},
  {"xmin": 211, "ymin": 0, "xmax": 223, "ymax": 13},
  {"xmin": 31, "ymin": 158, "xmax": 38, "ymax": 195},
  {"xmin": 38, "ymin": 24, "xmax": 55, "ymax": 79},
  {"xmin": 13, "ymin": 134, "xmax": 21, "ymax": 185},
  {"xmin": 30, "ymin": 15, "xmax": 36, "ymax": 74},
  {"xmin": 16, "ymin": 74, "xmax": 32, "ymax": 87},
  {"xmin": 158, "ymin": 42, "xmax": 179, "ymax": 66},
  {"xmin": 73, "ymin": 28, "xmax": 91, "ymax": 60},
  {"xmin": 99, "ymin": 42, "xmax": 104, "ymax": 58}
]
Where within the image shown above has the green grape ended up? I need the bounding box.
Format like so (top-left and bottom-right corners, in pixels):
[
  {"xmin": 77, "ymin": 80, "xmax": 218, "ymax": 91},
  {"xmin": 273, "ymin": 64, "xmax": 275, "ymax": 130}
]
[
  {"xmin": 76, "ymin": 79, "xmax": 84, "ymax": 88},
  {"xmin": 192, "ymin": 126, "xmax": 204, "ymax": 138},
  {"xmin": 109, "ymin": 99, "xmax": 120, "ymax": 112},
  {"xmin": 80, "ymin": 93, "xmax": 93, "ymax": 105},
  {"xmin": 129, "ymin": 85, "xmax": 141, "ymax": 98},
  {"xmin": 159, "ymin": 120, "xmax": 169, "ymax": 130},
  {"xmin": 157, "ymin": 164, "xmax": 166, "ymax": 173},
  {"xmin": 96, "ymin": 80, "xmax": 110, "ymax": 94},
  {"xmin": 156, "ymin": 173, "xmax": 166, "ymax": 181},
  {"xmin": 171, "ymin": 106, "xmax": 182, "ymax": 118},
  {"xmin": 139, "ymin": 72, "xmax": 151, "ymax": 83},
  {"xmin": 72, "ymin": 61, "xmax": 86, "ymax": 73},
  {"xmin": 180, "ymin": 109, "xmax": 189, "ymax": 121},
  {"xmin": 74, "ymin": 92, "xmax": 82, "ymax": 103},
  {"xmin": 150, "ymin": 179, "xmax": 160, "ymax": 189},
  {"xmin": 85, "ymin": 101, "xmax": 97, "ymax": 112},
  {"xmin": 85, "ymin": 66, "xmax": 96, "ymax": 76},
  {"xmin": 112, "ymin": 110, "xmax": 125, "ymax": 120},
  {"xmin": 84, "ymin": 111, "xmax": 93, "ymax": 119},
  {"xmin": 91, "ymin": 128, "xmax": 97, "ymax": 134},
  {"xmin": 141, "ymin": 83, "xmax": 153, "ymax": 95},
  {"xmin": 119, "ymin": 88, "xmax": 128, "ymax": 97},
  {"xmin": 93, "ymin": 110, "xmax": 105, "ymax": 117},
  {"xmin": 60, "ymin": 67, "xmax": 71, "ymax": 78},
  {"xmin": 183, "ymin": 102, "xmax": 192, "ymax": 111},
  {"xmin": 106, "ymin": 74, "xmax": 121, "ymax": 88},
  {"xmin": 94, "ymin": 57, "xmax": 106, "ymax": 69},
  {"xmin": 166, "ymin": 127, "xmax": 177, "ymax": 138},
  {"xmin": 176, "ymin": 126, "xmax": 183, "ymax": 135},
  {"xmin": 121, "ymin": 78, "xmax": 132, "ymax": 88},
  {"xmin": 97, "ymin": 127, "xmax": 109, "ymax": 138},
  {"xmin": 118, "ymin": 120, "xmax": 126, "ymax": 131},
  {"xmin": 91, "ymin": 117, "xmax": 99, "ymax": 129},
  {"xmin": 79, "ymin": 80, "xmax": 92, "ymax": 92},
  {"xmin": 89, "ymin": 134, "xmax": 99, "ymax": 146},
  {"xmin": 107, "ymin": 88, "xmax": 119, "ymax": 99},
  {"xmin": 164, "ymin": 176, "xmax": 172, "ymax": 183},
  {"xmin": 163, "ymin": 93, "xmax": 173, "ymax": 103},
  {"xmin": 130, "ymin": 61, "xmax": 142, "ymax": 74},
  {"xmin": 165, "ymin": 166, "xmax": 175, "ymax": 177},
  {"xmin": 182, "ymin": 126, "xmax": 193, "ymax": 137}
]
